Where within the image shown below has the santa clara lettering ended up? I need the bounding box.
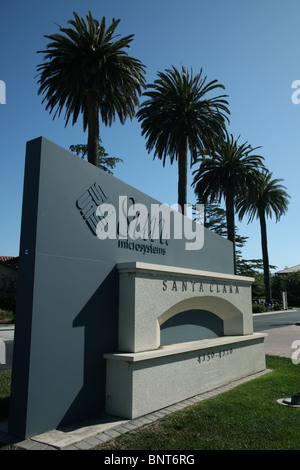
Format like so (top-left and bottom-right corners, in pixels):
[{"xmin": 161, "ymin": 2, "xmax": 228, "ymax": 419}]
[{"xmin": 162, "ymin": 279, "xmax": 239, "ymax": 294}]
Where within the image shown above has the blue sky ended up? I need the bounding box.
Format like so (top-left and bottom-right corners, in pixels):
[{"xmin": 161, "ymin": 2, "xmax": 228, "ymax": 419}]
[{"xmin": 0, "ymin": 0, "xmax": 299, "ymax": 271}]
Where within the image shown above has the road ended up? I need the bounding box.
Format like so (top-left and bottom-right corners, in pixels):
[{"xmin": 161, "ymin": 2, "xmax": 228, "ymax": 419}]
[{"xmin": 253, "ymin": 309, "xmax": 300, "ymax": 331}]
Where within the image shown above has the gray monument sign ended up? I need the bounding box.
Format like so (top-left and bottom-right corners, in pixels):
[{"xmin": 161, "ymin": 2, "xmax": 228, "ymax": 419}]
[{"xmin": 8, "ymin": 137, "xmax": 266, "ymax": 439}]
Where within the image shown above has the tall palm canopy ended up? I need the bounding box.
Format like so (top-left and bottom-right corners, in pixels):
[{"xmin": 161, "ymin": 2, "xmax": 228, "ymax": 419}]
[
  {"xmin": 36, "ymin": 11, "xmax": 146, "ymax": 166},
  {"xmin": 237, "ymin": 171, "xmax": 290, "ymax": 303},
  {"xmin": 192, "ymin": 133, "xmax": 265, "ymax": 273},
  {"xmin": 237, "ymin": 171, "xmax": 290, "ymax": 224},
  {"xmin": 136, "ymin": 65, "xmax": 230, "ymax": 211}
]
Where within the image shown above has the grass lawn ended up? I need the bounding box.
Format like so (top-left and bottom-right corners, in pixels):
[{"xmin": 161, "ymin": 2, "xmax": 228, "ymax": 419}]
[
  {"xmin": 0, "ymin": 356, "xmax": 299, "ymax": 450},
  {"xmin": 0, "ymin": 370, "xmax": 10, "ymax": 423}
]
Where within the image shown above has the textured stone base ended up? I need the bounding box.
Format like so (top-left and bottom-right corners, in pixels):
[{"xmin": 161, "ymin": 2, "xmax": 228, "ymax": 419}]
[{"xmin": 104, "ymin": 333, "xmax": 267, "ymax": 419}]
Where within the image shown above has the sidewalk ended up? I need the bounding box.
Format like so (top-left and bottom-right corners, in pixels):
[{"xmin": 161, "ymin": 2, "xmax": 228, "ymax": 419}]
[
  {"xmin": 260, "ymin": 324, "xmax": 300, "ymax": 359},
  {"xmin": 0, "ymin": 325, "xmax": 14, "ymax": 342}
]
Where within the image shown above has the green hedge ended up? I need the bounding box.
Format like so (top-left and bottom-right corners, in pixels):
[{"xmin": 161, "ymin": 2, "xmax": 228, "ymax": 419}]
[
  {"xmin": 252, "ymin": 304, "xmax": 268, "ymax": 313},
  {"xmin": 0, "ymin": 296, "xmax": 16, "ymax": 313}
]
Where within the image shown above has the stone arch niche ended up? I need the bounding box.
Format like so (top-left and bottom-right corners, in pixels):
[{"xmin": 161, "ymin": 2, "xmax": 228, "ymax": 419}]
[
  {"xmin": 160, "ymin": 307, "xmax": 224, "ymax": 345},
  {"xmin": 159, "ymin": 296, "xmax": 243, "ymax": 346}
]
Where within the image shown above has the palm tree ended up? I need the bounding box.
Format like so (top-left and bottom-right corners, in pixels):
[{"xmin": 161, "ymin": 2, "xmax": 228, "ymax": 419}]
[
  {"xmin": 192, "ymin": 132, "xmax": 265, "ymax": 273},
  {"xmin": 36, "ymin": 11, "xmax": 146, "ymax": 166},
  {"xmin": 236, "ymin": 171, "xmax": 290, "ymax": 304},
  {"xmin": 136, "ymin": 65, "xmax": 230, "ymax": 211}
]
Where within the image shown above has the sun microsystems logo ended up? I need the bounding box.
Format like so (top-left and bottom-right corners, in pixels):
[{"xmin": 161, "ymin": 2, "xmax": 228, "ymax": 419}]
[
  {"xmin": 76, "ymin": 181, "xmax": 109, "ymax": 235},
  {"xmin": 76, "ymin": 181, "xmax": 204, "ymax": 251}
]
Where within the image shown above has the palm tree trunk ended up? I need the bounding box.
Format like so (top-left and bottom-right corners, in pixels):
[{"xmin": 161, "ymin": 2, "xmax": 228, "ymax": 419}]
[
  {"xmin": 178, "ymin": 140, "xmax": 188, "ymax": 214},
  {"xmin": 259, "ymin": 210, "xmax": 272, "ymax": 304},
  {"xmin": 225, "ymin": 189, "xmax": 236, "ymax": 274},
  {"xmin": 87, "ymin": 90, "xmax": 99, "ymax": 167}
]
